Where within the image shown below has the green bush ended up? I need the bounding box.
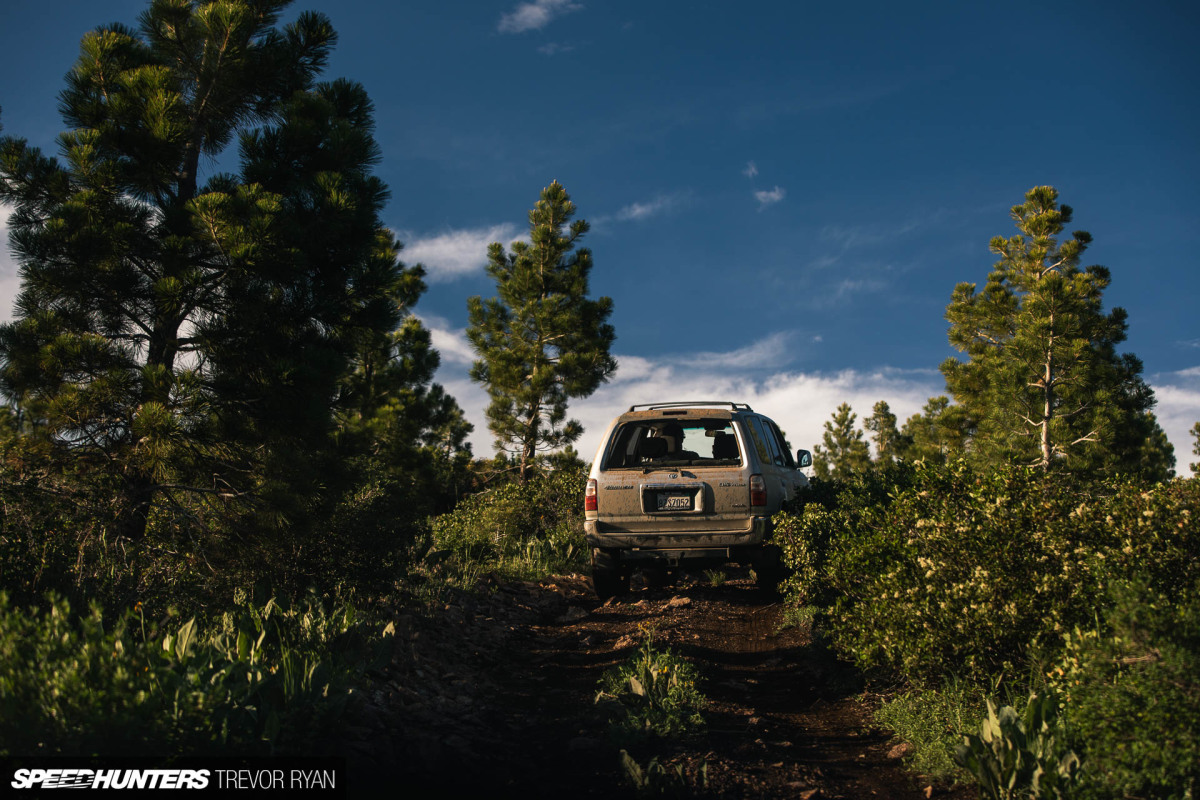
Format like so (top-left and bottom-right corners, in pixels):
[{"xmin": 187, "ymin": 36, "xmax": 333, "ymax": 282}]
[
  {"xmin": 777, "ymin": 463, "xmax": 1200, "ymax": 797},
  {"xmin": 0, "ymin": 591, "xmax": 389, "ymax": 757},
  {"xmin": 777, "ymin": 463, "xmax": 1199, "ymax": 686},
  {"xmin": 1056, "ymin": 581, "xmax": 1200, "ymax": 800},
  {"xmin": 429, "ymin": 468, "xmax": 588, "ymax": 579}
]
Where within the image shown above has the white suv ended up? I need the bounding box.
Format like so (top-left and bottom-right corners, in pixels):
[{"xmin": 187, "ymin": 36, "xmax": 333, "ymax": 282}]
[{"xmin": 583, "ymin": 402, "xmax": 811, "ymax": 598}]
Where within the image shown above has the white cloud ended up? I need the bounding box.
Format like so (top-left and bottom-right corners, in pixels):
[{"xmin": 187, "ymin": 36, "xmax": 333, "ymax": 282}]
[
  {"xmin": 417, "ymin": 312, "xmax": 476, "ymax": 367},
  {"xmin": 401, "ymin": 224, "xmax": 519, "ymax": 282},
  {"xmin": 615, "ymin": 194, "xmax": 680, "ymax": 222},
  {"xmin": 537, "ymin": 42, "xmax": 575, "ymax": 56},
  {"xmin": 754, "ymin": 186, "xmax": 786, "ymax": 210},
  {"xmin": 568, "ymin": 360, "xmax": 941, "ymax": 462},
  {"xmin": 742, "ymin": 161, "xmax": 759, "ymax": 179},
  {"xmin": 1148, "ymin": 367, "xmax": 1200, "ymax": 472},
  {"xmin": 0, "ymin": 205, "xmax": 19, "ymax": 323},
  {"xmin": 675, "ymin": 331, "xmax": 801, "ymax": 371},
  {"xmin": 498, "ymin": 0, "xmax": 583, "ymax": 34},
  {"xmin": 428, "ymin": 326, "xmax": 944, "ymax": 459}
]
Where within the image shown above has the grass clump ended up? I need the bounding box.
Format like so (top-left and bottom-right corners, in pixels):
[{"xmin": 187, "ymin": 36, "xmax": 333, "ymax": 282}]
[{"xmin": 596, "ymin": 624, "xmax": 706, "ymax": 744}]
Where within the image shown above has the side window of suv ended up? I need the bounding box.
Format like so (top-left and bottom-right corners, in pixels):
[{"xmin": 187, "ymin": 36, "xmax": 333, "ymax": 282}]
[
  {"xmin": 743, "ymin": 418, "xmax": 771, "ymax": 463},
  {"xmin": 760, "ymin": 417, "xmax": 786, "ymax": 466},
  {"xmin": 749, "ymin": 416, "xmax": 784, "ymax": 466},
  {"xmin": 767, "ymin": 419, "xmax": 795, "ymax": 468}
]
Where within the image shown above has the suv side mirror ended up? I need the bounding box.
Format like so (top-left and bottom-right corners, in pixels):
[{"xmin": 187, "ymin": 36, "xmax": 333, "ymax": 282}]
[{"xmin": 796, "ymin": 449, "xmax": 812, "ymax": 468}]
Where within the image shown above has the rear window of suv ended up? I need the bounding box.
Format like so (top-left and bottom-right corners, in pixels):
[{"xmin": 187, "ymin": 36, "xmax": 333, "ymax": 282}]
[{"xmin": 603, "ymin": 418, "xmax": 741, "ymax": 469}]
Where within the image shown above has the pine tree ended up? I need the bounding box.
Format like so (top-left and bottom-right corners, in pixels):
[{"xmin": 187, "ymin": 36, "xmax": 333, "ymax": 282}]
[
  {"xmin": 942, "ymin": 186, "xmax": 1171, "ymax": 476},
  {"xmin": 467, "ymin": 181, "xmax": 616, "ymax": 483},
  {"xmin": 1191, "ymin": 422, "xmax": 1200, "ymax": 478},
  {"xmin": 0, "ymin": 1, "xmax": 444, "ymax": 539},
  {"xmin": 864, "ymin": 400, "xmax": 901, "ymax": 462},
  {"xmin": 812, "ymin": 402, "xmax": 871, "ymax": 480},
  {"xmin": 896, "ymin": 396, "xmax": 969, "ymax": 464}
]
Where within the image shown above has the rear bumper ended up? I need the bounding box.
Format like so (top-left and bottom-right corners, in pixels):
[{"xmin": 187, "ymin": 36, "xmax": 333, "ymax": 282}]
[{"xmin": 584, "ymin": 516, "xmax": 769, "ymax": 551}]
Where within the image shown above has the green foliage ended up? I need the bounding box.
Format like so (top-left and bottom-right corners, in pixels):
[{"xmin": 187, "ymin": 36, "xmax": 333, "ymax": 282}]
[
  {"xmin": 596, "ymin": 626, "xmax": 706, "ymax": 744},
  {"xmin": 777, "ymin": 460, "xmax": 1200, "ymax": 795},
  {"xmin": 875, "ymin": 680, "xmax": 984, "ymax": 781},
  {"xmin": 779, "ymin": 461, "xmax": 1199, "ymax": 685},
  {"xmin": 1053, "ymin": 582, "xmax": 1200, "ymax": 800},
  {"xmin": 952, "ymin": 691, "xmax": 1080, "ymax": 800},
  {"xmin": 1191, "ymin": 421, "xmax": 1200, "ymax": 477},
  {"xmin": 429, "ymin": 469, "xmax": 589, "ymax": 581},
  {"xmin": 620, "ymin": 749, "xmax": 708, "ymax": 798},
  {"xmin": 811, "ymin": 402, "xmax": 871, "ymax": 480},
  {"xmin": 0, "ymin": 591, "xmax": 389, "ymax": 757},
  {"xmin": 941, "ymin": 185, "xmax": 1170, "ymax": 477},
  {"xmin": 896, "ymin": 396, "xmax": 970, "ymax": 464},
  {"xmin": 467, "ymin": 181, "xmax": 617, "ymax": 483},
  {"xmin": 865, "ymin": 400, "xmax": 902, "ymax": 462}
]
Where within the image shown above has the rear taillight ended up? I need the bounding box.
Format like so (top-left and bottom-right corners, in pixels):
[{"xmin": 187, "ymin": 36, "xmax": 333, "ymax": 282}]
[
  {"xmin": 585, "ymin": 478, "xmax": 598, "ymax": 512},
  {"xmin": 749, "ymin": 474, "xmax": 767, "ymax": 507}
]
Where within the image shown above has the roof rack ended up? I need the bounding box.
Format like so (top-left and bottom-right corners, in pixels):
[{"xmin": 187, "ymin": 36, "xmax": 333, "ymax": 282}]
[{"xmin": 627, "ymin": 401, "xmax": 753, "ymax": 412}]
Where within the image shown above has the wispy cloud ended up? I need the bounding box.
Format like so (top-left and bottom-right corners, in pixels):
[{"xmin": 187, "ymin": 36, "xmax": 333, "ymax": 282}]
[
  {"xmin": 401, "ymin": 224, "xmax": 519, "ymax": 282},
  {"xmin": 676, "ymin": 331, "xmax": 802, "ymax": 371},
  {"xmin": 0, "ymin": 205, "xmax": 20, "ymax": 324},
  {"xmin": 537, "ymin": 42, "xmax": 575, "ymax": 56},
  {"xmin": 742, "ymin": 161, "xmax": 758, "ymax": 179},
  {"xmin": 754, "ymin": 186, "xmax": 786, "ymax": 210},
  {"xmin": 615, "ymin": 194, "xmax": 682, "ymax": 222},
  {"xmin": 498, "ymin": 0, "xmax": 583, "ymax": 34}
]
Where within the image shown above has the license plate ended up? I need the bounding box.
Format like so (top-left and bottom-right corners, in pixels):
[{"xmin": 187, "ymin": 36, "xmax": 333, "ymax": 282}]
[{"xmin": 657, "ymin": 493, "xmax": 693, "ymax": 511}]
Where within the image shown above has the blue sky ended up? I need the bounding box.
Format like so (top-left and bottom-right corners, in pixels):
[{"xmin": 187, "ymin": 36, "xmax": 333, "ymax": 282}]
[{"xmin": 1, "ymin": 0, "xmax": 1198, "ymax": 466}]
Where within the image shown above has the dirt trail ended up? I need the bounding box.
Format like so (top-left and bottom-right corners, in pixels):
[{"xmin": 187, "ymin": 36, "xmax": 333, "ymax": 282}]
[{"xmin": 348, "ymin": 570, "xmax": 965, "ymax": 799}]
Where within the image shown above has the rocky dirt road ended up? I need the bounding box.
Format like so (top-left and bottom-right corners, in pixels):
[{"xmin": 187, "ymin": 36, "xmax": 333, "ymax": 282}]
[{"xmin": 346, "ymin": 570, "xmax": 968, "ymax": 799}]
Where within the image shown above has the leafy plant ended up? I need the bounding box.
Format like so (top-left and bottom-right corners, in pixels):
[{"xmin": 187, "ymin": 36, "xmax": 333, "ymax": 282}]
[
  {"xmin": 596, "ymin": 625, "xmax": 706, "ymax": 743},
  {"xmin": 620, "ymin": 749, "xmax": 707, "ymax": 797},
  {"xmin": 953, "ymin": 692, "xmax": 1080, "ymax": 800},
  {"xmin": 0, "ymin": 591, "xmax": 390, "ymax": 757}
]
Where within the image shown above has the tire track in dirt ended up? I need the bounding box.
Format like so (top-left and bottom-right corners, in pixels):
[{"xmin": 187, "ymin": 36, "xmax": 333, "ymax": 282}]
[{"xmin": 353, "ymin": 571, "xmax": 965, "ymax": 799}]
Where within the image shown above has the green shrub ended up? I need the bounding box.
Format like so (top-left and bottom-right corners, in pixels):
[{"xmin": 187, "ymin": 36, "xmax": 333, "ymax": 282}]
[
  {"xmin": 429, "ymin": 469, "xmax": 588, "ymax": 580},
  {"xmin": 779, "ymin": 463, "xmax": 1199, "ymax": 685},
  {"xmin": 1056, "ymin": 581, "xmax": 1200, "ymax": 800},
  {"xmin": 0, "ymin": 591, "xmax": 389, "ymax": 757},
  {"xmin": 596, "ymin": 626, "xmax": 706, "ymax": 744}
]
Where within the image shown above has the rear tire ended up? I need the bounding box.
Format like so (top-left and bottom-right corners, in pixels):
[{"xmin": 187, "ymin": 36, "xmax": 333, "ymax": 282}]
[
  {"xmin": 643, "ymin": 565, "xmax": 675, "ymax": 590},
  {"xmin": 753, "ymin": 544, "xmax": 786, "ymax": 596},
  {"xmin": 592, "ymin": 548, "xmax": 629, "ymax": 600}
]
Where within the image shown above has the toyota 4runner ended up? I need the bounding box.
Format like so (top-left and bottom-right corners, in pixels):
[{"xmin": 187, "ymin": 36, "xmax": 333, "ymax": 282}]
[{"xmin": 583, "ymin": 402, "xmax": 811, "ymax": 598}]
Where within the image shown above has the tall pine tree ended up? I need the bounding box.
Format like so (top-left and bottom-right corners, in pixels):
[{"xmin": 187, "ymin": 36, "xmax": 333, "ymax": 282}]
[
  {"xmin": 0, "ymin": 0, "xmax": 451, "ymax": 540},
  {"xmin": 467, "ymin": 181, "xmax": 616, "ymax": 482},
  {"xmin": 942, "ymin": 186, "xmax": 1171, "ymax": 477}
]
